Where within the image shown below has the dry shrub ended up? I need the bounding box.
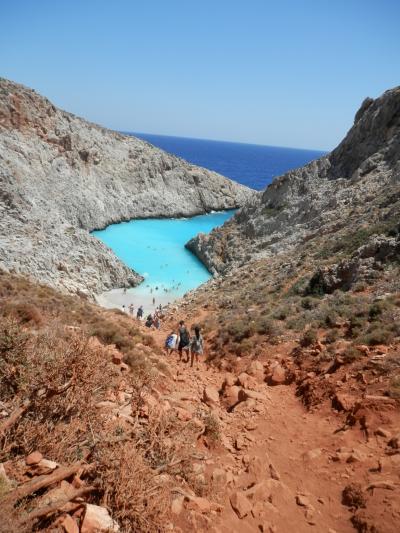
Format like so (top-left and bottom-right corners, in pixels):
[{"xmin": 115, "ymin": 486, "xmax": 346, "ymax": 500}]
[
  {"xmin": 95, "ymin": 442, "xmax": 170, "ymax": 533},
  {"xmin": 2, "ymin": 302, "xmax": 43, "ymax": 326},
  {"xmin": 3, "ymin": 325, "xmax": 119, "ymax": 463}
]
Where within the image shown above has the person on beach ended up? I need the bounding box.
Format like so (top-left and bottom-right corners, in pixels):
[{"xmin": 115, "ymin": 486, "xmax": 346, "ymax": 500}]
[
  {"xmin": 190, "ymin": 326, "xmax": 204, "ymax": 369},
  {"xmin": 128, "ymin": 303, "xmax": 134, "ymax": 316},
  {"xmin": 177, "ymin": 320, "xmax": 190, "ymax": 363},
  {"xmin": 122, "ymin": 304, "xmax": 126, "ymax": 313},
  {"xmin": 136, "ymin": 305, "xmax": 144, "ymax": 320},
  {"xmin": 164, "ymin": 331, "xmax": 178, "ymax": 355}
]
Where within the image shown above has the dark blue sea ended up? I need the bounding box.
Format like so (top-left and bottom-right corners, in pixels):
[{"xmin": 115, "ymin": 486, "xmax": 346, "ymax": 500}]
[{"xmin": 130, "ymin": 132, "xmax": 326, "ymax": 190}]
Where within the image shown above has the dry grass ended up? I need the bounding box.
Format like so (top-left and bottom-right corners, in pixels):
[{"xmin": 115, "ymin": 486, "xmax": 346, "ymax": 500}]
[
  {"xmin": 0, "ymin": 272, "xmax": 177, "ymax": 531},
  {"xmin": 94, "ymin": 442, "xmax": 170, "ymax": 533}
]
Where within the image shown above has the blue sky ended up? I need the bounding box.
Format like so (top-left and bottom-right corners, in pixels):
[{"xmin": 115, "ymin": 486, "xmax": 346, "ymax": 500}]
[{"xmin": 1, "ymin": 0, "xmax": 399, "ymax": 150}]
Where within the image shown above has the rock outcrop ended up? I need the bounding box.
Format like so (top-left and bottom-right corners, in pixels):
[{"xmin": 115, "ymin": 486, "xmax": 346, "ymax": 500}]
[
  {"xmin": 187, "ymin": 86, "xmax": 400, "ymax": 274},
  {"xmin": 307, "ymin": 233, "xmax": 400, "ymax": 294},
  {"xmin": 0, "ymin": 78, "xmax": 254, "ymax": 296}
]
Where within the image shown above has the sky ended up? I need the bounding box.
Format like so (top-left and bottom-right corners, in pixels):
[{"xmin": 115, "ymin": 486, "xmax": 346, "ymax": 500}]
[{"xmin": 0, "ymin": 0, "xmax": 399, "ymax": 151}]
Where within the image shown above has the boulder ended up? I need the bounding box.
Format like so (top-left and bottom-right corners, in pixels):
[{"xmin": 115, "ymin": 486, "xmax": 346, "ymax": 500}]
[
  {"xmin": 185, "ymin": 496, "xmax": 211, "ymax": 513},
  {"xmin": 296, "ymin": 494, "xmax": 311, "ymax": 507},
  {"xmin": 238, "ymin": 389, "xmax": 265, "ymax": 402},
  {"xmin": 267, "ymin": 364, "xmax": 286, "ymax": 386},
  {"xmin": 230, "ymin": 491, "xmax": 252, "ymax": 518},
  {"xmin": 247, "ymin": 455, "xmax": 264, "ymax": 476},
  {"xmin": 81, "ymin": 504, "xmax": 120, "ymax": 532},
  {"xmin": 60, "ymin": 514, "xmax": 79, "ymax": 533},
  {"xmin": 32, "ymin": 458, "xmax": 59, "ymax": 475},
  {"xmin": 203, "ymin": 386, "xmax": 220, "ymax": 407},
  {"xmin": 237, "ymin": 372, "xmax": 258, "ymax": 390},
  {"xmin": 171, "ymin": 496, "xmax": 184, "ymax": 515},
  {"xmin": 211, "ymin": 468, "xmax": 227, "ymax": 486},
  {"xmin": 333, "ymin": 393, "xmax": 358, "ymax": 412},
  {"xmin": 246, "ymin": 360, "xmax": 265, "ymax": 383},
  {"xmin": 235, "ymin": 435, "xmax": 247, "ymax": 451},
  {"xmin": 223, "ymin": 385, "xmax": 241, "ymax": 409},
  {"xmin": 375, "ymin": 427, "xmax": 391, "ymax": 439},
  {"xmin": 25, "ymin": 451, "xmax": 43, "ymax": 465},
  {"xmin": 221, "ymin": 373, "xmax": 236, "ymax": 390}
]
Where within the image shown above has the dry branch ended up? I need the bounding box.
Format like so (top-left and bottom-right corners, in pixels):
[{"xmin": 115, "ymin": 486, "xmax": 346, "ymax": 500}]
[
  {"xmin": 2, "ymin": 463, "xmax": 88, "ymax": 506},
  {"xmin": 0, "ymin": 400, "xmax": 31, "ymax": 436},
  {"xmin": 19, "ymin": 485, "xmax": 94, "ymax": 523}
]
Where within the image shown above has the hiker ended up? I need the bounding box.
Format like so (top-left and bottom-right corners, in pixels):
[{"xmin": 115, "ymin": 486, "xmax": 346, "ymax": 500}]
[
  {"xmin": 128, "ymin": 303, "xmax": 134, "ymax": 316},
  {"xmin": 190, "ymin": 326, "xmax": 204, "ymax": 369},
  {"xmin": 164, "ymin": 331, "xmax": 178, "ymax": 355},
  {"xmin": 153, "ymin": 314, "xmax": 161, "ymax": 329},
  {"xmin": 145, "ymin": 314, "xmax": 153, "ymax": 328},
  {"xmin": 136, "ymin": 305, "xmax": 144, "ymax": 320},
  {"xmin": 177, "ymin": 320, "xmax": 190, "ymax": 363}
]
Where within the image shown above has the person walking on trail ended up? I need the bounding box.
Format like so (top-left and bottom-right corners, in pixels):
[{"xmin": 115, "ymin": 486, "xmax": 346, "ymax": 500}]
[
  {"xmin": 177, "ymin": 320, "xmax": 190, "ymax": 363},
  {"xmin": 164, "ymin": 331, "xmax": 178, "ymax": 355},
  {"xmin": 190, "ymin": 326, "xmax": 204, "ymax": 369},
  {"xmin": 145, "ymin": 314, "xmax": 153, "ymax": 328},
  {"xmin": 136, "ymin": 305, "xmax": 144, "ymax": 320}
]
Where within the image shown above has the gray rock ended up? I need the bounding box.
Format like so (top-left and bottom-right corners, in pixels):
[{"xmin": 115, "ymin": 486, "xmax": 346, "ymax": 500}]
[
  {"xmin": 0, "ymin": 78, "xmax": 254, "ymax": 296},
  {"xmin": 307, "ymin": 234, "xmax": 400, "ymax": 294},
  {"xmin": 188, "ymin": 86, "xmax": 400, "ymax": 275}
]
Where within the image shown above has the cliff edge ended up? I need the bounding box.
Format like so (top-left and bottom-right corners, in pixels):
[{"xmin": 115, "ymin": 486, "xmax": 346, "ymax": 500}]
[
  {"xmin": 187, "ymin": 86, "xmax": 400, "ymax": 274},
  {"xmin": 0, "ymin": 78, "xmax": 254, "ymax": 296}
]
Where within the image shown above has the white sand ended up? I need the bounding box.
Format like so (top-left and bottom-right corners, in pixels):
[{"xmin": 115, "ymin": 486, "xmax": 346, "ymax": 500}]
[{"xmin": 96, "ymin": 284, "xmax": 183, "ymax": 316}]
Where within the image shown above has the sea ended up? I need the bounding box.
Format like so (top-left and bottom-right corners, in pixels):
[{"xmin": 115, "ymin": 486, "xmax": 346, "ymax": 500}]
[
  {"xmin": 132, "ymin": 133, "xmax": 325, "ymax": 190},
  {"xmin": 94, "ymin": 134, "xmax": 325, "ymax": 311}
]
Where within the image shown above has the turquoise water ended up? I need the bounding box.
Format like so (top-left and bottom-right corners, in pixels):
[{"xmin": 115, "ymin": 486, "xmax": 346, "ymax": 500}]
[{"xmin": 92, "ymin": 210, "xmax": 235, "ymax": 303}]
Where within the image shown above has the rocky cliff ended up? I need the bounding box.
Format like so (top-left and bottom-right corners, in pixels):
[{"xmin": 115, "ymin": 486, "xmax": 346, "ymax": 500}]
[
  {"xmin": 187, "ymin": 87, "xmax": 400, "ymax": 274},
  {"xmin": 0, "ymin": 78, "xmax": 254, "ymax": 296}
]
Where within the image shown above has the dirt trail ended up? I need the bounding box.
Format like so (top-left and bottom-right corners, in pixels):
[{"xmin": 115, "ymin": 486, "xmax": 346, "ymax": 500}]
[{"xmin": 147, "ymin": 321, "xmax": 370, "ymax": 532}]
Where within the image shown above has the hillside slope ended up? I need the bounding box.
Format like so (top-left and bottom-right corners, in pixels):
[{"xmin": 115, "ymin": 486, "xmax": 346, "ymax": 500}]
[
  {"xmin": 187, "ymin": 86, "xmax": 400, "ymax": 275},
  {"xmin": 0, "ymin": 78, "xmax": 254, "ymax": 296}
]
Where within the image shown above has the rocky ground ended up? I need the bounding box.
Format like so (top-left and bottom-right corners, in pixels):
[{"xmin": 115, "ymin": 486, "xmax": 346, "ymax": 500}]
[
  {"xmin": 0, "ymin": 269, "xmax": 399, "ymax": 532},
  {"xmin": 0, "ymin": 78, "xmax": 254, "ymax": 297}
]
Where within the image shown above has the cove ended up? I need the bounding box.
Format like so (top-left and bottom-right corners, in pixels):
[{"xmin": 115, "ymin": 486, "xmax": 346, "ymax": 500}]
[{"xmin": 92, "ymin": 210, "xmax": 235, "ymax": 311}]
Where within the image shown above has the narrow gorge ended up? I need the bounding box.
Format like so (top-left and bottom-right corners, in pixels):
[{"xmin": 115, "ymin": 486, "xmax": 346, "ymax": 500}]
[{"xmin": 0, "ymin": 81, "xmax": 399, "ymax": 533}]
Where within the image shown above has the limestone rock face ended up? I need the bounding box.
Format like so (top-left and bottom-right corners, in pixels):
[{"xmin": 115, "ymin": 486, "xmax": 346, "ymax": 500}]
[
  {"xmin": 307, "ymin": 234, "xmax": 400, "ymax": 294},
  {"xmin": 187, "ymin": 86, "xmax": 400, "ymax": 274},
  {"xmin": 0, "ymin": 78, "xmax": 254, "ymax": 296}
]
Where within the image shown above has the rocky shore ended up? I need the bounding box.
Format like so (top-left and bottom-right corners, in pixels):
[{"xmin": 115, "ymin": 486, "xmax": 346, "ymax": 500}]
[{"xmin": 0, "ymin": 78, "xmax": 254, "ymax": 297}]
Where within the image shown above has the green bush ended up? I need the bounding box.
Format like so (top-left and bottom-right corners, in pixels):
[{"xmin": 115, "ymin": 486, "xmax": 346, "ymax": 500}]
[
  {"xmin": 226, "ymin": 320, "xmax": 255, "ymax": 342},
  {"xmin": 342, "ymin": 346, "xmax": 362, "ymax": 363},
  {"xmin": 325, "ymin": 329, "xmax": 339, "ymax": 344},
  {"xmin": 300, "ymin": 328, "xmax": 317, "ymax": 347},
  {"xmin": 256, "ymin": 317, "xmax": 275, "ymax": 335}
]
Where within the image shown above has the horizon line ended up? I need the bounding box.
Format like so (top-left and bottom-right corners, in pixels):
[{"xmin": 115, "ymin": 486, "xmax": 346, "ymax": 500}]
[{"xmin": 123, "ymin": 130, "xmax": 329, "ymax": 154}]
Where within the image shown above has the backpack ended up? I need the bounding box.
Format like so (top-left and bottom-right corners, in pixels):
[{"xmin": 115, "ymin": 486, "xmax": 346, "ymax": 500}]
[{"xmin": 180, "ymin": 327, "xmax": 189, "ymax": 344}]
